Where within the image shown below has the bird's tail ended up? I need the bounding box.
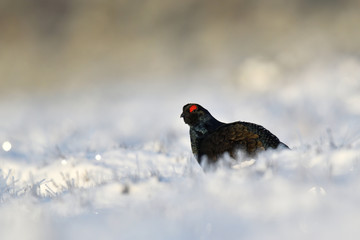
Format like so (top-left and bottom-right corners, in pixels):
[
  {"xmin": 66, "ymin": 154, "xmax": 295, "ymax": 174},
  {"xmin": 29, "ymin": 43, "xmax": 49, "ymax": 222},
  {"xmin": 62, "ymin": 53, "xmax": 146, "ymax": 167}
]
[{"xmin": 279, "ymin": 142, "xmax": 290, "ymax": 150}]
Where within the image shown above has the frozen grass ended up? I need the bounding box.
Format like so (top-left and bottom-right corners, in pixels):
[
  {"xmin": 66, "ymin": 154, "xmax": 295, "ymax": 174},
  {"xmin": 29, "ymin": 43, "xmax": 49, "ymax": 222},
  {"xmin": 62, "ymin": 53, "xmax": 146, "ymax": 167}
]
[{"xmin": 0, "ymin": 59, "xmax": 360, "ymax": 239}]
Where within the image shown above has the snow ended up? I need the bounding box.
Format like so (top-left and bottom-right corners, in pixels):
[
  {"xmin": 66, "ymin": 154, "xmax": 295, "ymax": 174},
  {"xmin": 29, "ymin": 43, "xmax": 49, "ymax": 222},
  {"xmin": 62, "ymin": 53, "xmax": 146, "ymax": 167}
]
[
  {"xmin": 2, "ymin": 141, "xmax": 12, "ymax": 152},
  {"xmin": 1, "ymin": 59, "xmax": 360, "ymax": 240}
]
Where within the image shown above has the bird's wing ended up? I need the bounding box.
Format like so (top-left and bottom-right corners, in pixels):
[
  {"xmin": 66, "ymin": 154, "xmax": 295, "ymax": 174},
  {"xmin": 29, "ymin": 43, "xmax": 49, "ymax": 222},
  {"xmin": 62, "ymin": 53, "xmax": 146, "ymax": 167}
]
[
  {"xmin": 198, "ymin": 122, "xmax": 264, "ymax": 160},
  {"xmin": 240, "ymin": 122, "xmax": 283, "ymax": 149}
]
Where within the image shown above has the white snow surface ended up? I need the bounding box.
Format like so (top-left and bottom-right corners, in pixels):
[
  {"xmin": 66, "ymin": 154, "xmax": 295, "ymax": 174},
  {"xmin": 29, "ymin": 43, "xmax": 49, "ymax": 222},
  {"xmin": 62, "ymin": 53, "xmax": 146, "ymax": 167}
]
[{"xmin": 1, "ymin": 60, "xmax": 360, "ymax": 240}]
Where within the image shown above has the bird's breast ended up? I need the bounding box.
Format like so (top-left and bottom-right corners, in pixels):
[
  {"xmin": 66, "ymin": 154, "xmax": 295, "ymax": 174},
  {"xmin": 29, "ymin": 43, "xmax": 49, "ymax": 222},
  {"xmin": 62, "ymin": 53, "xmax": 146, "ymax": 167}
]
[{"xmin": 189, "ymin": 127, "xmax": 209, "ymax": 159}]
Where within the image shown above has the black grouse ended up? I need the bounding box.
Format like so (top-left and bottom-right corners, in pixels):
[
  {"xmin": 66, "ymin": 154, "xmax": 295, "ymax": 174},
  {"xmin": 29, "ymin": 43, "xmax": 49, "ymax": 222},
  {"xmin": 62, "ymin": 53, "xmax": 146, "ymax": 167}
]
[{"xmin": 181, "ymin": 103, "xmax": 289, "ymax": 165}]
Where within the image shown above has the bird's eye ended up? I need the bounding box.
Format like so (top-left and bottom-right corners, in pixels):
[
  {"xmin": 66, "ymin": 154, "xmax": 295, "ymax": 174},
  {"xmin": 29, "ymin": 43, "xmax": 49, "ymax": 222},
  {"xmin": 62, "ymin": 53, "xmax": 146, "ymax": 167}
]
[{"xmin": 189, "ymin": 105, "xmax": 197, "ymax": 113}]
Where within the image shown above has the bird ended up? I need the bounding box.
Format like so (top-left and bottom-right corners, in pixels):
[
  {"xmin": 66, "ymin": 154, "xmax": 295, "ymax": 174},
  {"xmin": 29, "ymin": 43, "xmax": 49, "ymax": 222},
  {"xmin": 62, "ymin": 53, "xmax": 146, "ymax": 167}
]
[{"xmin": 181, "ymin": 103, "xmax": 289, "ymax": 165}]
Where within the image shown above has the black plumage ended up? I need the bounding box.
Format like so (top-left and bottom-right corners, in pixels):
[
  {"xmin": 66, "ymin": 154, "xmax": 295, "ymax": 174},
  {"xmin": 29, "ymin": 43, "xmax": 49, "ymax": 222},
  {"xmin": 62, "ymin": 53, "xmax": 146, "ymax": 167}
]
[{"xmin": 181, "ymin": 103, "xmax": 289, "ymax": 165}]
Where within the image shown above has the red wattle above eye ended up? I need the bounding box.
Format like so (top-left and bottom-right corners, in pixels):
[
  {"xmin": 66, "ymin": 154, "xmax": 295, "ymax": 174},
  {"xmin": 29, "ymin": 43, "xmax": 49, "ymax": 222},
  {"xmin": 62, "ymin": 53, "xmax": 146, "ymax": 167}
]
[{"xmin": 189, "ymin": 105, "xmax": 197, "ymax": 112}]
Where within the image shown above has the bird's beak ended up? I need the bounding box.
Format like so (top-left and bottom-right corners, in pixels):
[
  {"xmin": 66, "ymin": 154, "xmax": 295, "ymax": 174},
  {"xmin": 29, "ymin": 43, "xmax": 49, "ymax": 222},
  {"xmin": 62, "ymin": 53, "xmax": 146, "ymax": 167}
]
[{"xmin": 180, "ymin": 112, "xmax": 184, "ymax": 118}]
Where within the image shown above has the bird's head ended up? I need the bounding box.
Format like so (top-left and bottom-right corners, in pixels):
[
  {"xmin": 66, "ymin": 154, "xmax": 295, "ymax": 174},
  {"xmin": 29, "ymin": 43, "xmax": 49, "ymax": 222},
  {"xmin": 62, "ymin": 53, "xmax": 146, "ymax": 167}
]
[{"xmin": 180, "ymin": 103, "xmax": 212, "ymax": 127}]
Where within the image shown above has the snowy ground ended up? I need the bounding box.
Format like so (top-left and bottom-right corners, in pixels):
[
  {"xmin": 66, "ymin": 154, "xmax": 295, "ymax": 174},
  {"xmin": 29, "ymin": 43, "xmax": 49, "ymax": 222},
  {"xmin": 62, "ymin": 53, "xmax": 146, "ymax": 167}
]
[{"xmin": 1, "ymin": 58, "xmax": 360, "ymax": 240}]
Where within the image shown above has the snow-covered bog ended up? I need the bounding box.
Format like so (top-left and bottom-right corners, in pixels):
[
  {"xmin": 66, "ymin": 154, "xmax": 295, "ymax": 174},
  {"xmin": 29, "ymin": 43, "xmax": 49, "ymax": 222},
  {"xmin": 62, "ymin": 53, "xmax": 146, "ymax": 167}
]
[{"xmin": 1, "ymin": 59, "xmax": 360, "ymax": 240}]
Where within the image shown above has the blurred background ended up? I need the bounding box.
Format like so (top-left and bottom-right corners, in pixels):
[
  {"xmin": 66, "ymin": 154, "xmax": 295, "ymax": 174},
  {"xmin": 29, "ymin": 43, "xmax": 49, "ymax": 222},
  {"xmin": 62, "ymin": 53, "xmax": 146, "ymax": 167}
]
[
  {"xmin": 1, "ymin": 0, "xmax": 360, "ymax": 95},
  {"xmin": 1, "ymin": 0, "xmax": 360, "ymax": 157}
]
